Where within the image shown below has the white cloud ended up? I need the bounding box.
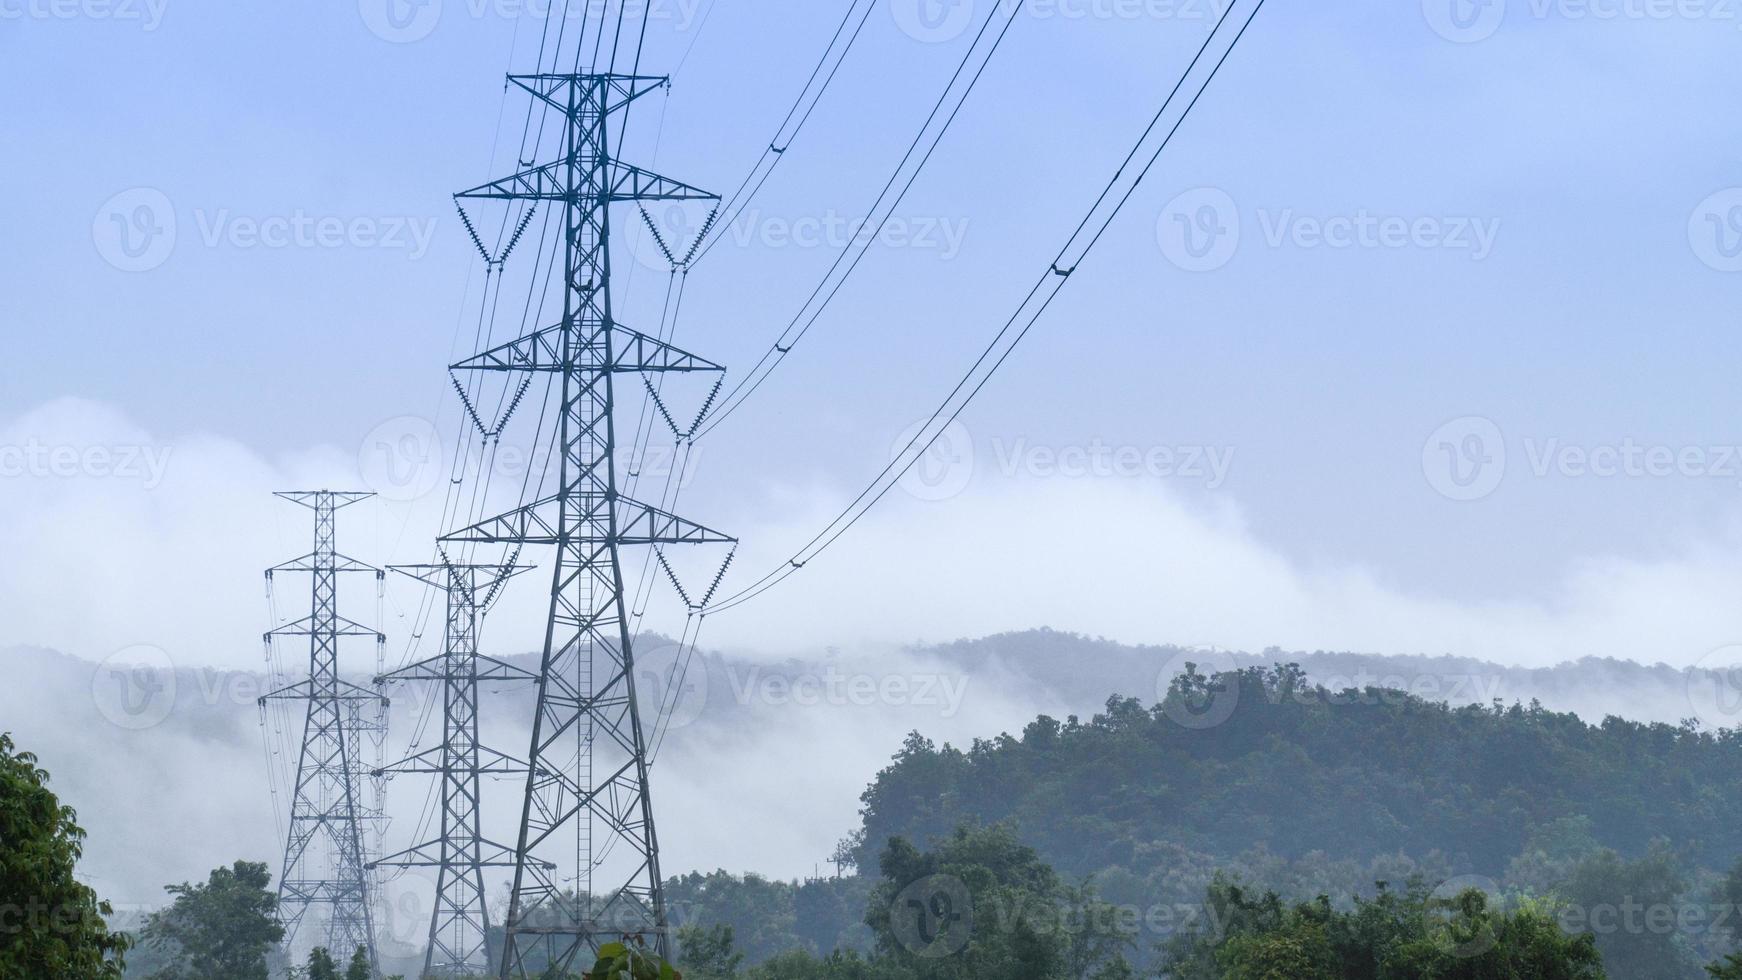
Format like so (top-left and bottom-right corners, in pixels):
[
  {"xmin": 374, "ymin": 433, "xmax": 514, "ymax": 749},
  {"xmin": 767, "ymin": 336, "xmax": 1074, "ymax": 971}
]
[
  {"xmin": 709, "ymin": 467, "xmax": 1742, "ymax": 670},
  {"xmin": 6, "ymin": 396, "xmax": 1742, "ymax": 674},
  {"xmin": 13, "ymin": 396, "xmax": 1742, "ymax": 902}
]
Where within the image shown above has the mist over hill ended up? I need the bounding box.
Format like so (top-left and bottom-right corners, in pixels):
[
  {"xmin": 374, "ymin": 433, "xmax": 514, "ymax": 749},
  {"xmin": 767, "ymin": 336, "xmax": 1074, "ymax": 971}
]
[{"xmin": 2, "ymin": 630, "xmax": 1729, "ymax": 935}]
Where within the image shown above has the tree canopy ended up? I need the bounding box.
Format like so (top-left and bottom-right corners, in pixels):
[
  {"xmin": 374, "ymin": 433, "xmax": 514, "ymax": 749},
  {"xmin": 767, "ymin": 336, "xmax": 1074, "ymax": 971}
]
[
  {"xmin": 0, "ymin": 731, "xmax": 129, "ymax": 979},
  {"xmin": 1160, "ymin": 878, "xmax": 1606, "ymax": 979},
  {"xmin": 138, "ymin": 860, "xmax": 283, "ymax": 980}
]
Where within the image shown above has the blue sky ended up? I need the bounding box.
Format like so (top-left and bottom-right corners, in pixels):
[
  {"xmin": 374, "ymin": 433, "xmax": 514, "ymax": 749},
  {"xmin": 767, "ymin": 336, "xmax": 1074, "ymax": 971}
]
[{"xmin": 6, "ymin": 0, "xmax": 1742, "ymax": 667}]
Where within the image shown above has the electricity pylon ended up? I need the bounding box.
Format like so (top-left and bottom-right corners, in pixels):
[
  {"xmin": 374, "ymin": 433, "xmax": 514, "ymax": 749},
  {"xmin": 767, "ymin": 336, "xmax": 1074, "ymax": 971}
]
[
  {"xmin": 440, "ymin": 72, "xmax": 734, "ymax": 977},
  {"xmin": 260, "ymin": 490, "xmax": 386, "ymax": 970},
  {"xmin": 371, "ymin": 559, "xmax": 542, "ymax": 978}
]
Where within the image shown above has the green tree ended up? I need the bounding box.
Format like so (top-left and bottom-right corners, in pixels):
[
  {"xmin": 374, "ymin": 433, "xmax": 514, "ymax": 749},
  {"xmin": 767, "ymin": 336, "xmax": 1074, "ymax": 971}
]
[
  {"xmin": 1709, "ymin": 856, "xmax": 1742, "ymax": 954},
  {"xmin": 0, "ymin": 731, "xmax": 129, "ymax": 979},
  {"xmin": 743, "ymin": 949, "xmax": 903, "ymax": 980},
  {"xmin": 304, "ymin": 947, "xmax": 339, "ymax": 980},
  {"xmin": 865, "ymin": 824, "xmax": 1133, "ymax": 980},
  {"xmin": 587, "ymin": 937, "xmax": 685, "ymax": 979},
  {"xmin": 1162, "ymin": 877, "xmax": 1605, "ymax": 979},
  {"xmin": 343, "ymin": 945, "xmax": 371, "ymax": 980},
  {"xmin": 678, "ymin": 923, "xmax": 744, "ymax": 979},
  {"xmin": 1709, "ymin": 953, "xmax": 1742, "ymax": 979},
  {"xmin": 1557, "ymin": 842, "xmax": 1701, "ymax": 980},
  {"xmin": 139, "ymin": 861, "xmax": 283, "ymax": 980}
]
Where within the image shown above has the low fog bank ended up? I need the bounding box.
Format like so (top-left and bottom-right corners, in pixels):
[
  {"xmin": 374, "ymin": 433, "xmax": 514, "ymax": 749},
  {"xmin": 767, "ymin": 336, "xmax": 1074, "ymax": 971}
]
[
  {"xmin": 1, "ymin": 631, "xmax": 1725, "ymax": 918},
  {"xmin": 926, "ymin": 629, "xmax": 1726, "ymax": 729}
]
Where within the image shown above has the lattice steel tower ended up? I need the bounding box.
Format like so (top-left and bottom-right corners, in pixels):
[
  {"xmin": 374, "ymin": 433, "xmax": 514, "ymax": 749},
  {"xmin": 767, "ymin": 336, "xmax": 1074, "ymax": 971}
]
[
  {"xmin": 260, "ymin": 490, "xmax": 386, "ymax": 969},
  {"xmin": 371, "ymin": 560, "xmax": 541, "ymax": 977},
  {"xmin": 441, "ymin": 72, "xmax": 734, "ymax": 976}
]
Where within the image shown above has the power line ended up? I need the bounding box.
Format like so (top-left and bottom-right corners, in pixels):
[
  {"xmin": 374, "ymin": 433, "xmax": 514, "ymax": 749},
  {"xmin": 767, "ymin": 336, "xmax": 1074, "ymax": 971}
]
[
  {"xmin": 687, "ymin": 0, "xmax": 877, "ymax": 268},
  {"xmin": 694, "ymin": 0, "xmax": 1027, "ymax": 438},
  {"xmin": 704, "ymin": 0, "xmax": 1271, "ymax": 616}
]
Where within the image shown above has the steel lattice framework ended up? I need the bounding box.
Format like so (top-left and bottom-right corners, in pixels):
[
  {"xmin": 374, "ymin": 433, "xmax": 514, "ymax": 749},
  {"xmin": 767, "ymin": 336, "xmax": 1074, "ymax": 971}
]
[
  {"xmin": 260, "ymin": 490, "xmax": 386, "ymax": 970},
  {"xmin": 440, "ymin": 72, "xmax": 733, "ymax": 977},
  {"xmin": 371, "ymin": 560, "xmax": 542, "ymax": 978}
]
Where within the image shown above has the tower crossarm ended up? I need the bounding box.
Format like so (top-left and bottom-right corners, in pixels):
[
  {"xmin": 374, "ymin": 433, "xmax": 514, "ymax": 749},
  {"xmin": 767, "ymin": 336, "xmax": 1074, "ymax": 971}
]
[
  {"xmin": 451, "ymin": 322, "xmax": 725, "ymax": 375},
  {"xmin": 268, "ymin": 552, "xmax": 383, "ymax": 576},
  {"xmin": 455, "ymin": 159, "xmax": 715, "ymax": 205},
  {"xmin": 507, "ymin": 72, "xmax": 668, "ymax": 116},
  {"xmin": 388, "ymin": 561, "xmax": 534, "ymax": 610},
  {"xmin": 274, "ymin": 490, "xmax": 375, "ymax": 510},
  {"xmin": 378, "ymin": 652, "xmax": 536, "ymax": 685},
  {"xmin": 373, "ymin": 742, "xmax": 530, "ymax": 778},
  {"xmin": 265, "ymin": 614, "xmax": 383, "ymax": 641},
  {"xmin": 259, "ymin": 677, "xmax": 388, "ymax": 705},
  {"xmin": 278, "ymin": 880, "xmax": 370, "ymax": 906},
  {"xmin": 439, "ymin": 494, "xmax": 735, "ymax": 547},
  {"xmin": 369, "ymin": 837, "xmax": 538, "ymax": 870}
]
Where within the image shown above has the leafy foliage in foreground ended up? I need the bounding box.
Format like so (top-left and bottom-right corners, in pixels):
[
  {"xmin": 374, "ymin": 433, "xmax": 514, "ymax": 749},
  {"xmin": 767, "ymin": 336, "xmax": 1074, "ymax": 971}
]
[
  {"xmin": 0, "ymin": 732, "xmax": 129, "ymax": 979},
  {"xmin": 668, "ymin": 871, "xmax": 874, "ymax": 964},
  {"xmin": 680, "ymin": 825, "xmax": 1133, "ymax": 980},
  {"xmin": 1159, "ymin": 878, "xmax": 1606, "ymax": 979},
  {"xmin": 136, "ymin": 860, "xmax": 283, "ymax": 980}
]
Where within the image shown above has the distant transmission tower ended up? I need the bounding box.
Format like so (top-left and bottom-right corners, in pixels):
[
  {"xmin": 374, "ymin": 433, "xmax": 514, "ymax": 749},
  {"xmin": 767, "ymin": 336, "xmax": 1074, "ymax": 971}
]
[
  {"xmin": 441, "ymin": 72, "xmax": 734, "ymax": 976},
  {"xmin": 260, "ymin": 490, "xmax": 386, "ymax": 970},
  {"xmin": 371, "ymin": 559, "xmax": 543, "ymax": 977}
]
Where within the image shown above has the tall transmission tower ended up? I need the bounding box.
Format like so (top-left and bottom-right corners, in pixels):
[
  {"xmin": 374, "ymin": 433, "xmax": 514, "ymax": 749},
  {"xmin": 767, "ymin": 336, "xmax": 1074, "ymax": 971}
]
[
  {"xmin": 441, "ymin": 72, "xmax": 734, "ymax": 976},
  {"xmin": 260, "ymin": 490, "xmax": 387, "ymax": 969},
  {"xmin": 371, "ymin": 559, "xmax": 542, "ymax": 978}
]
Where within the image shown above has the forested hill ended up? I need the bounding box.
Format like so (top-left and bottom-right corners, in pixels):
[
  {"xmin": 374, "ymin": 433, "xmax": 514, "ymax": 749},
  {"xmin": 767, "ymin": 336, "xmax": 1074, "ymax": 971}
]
[
  {"xmin": 670, "ymin": 663, "xmax": 1742, "ymax": 977},
  {"xmin": 852, "ymin": 664, "xmax": 1742, "ymax": 897}
]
